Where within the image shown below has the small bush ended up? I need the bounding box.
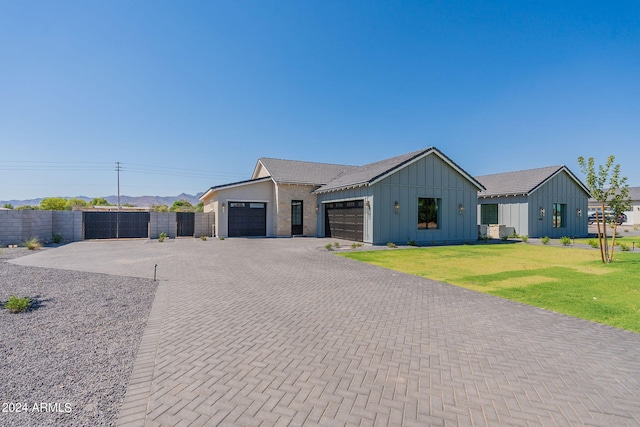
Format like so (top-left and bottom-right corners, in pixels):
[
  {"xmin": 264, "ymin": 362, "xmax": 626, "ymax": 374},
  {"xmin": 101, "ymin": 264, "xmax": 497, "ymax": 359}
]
[
  {"xmin": 24, "ymin": 237, "xmax": 41, "ymax": 250},
  {"xmin": 387, "ymin": 242, "xmax": 397, "ymax": 248},
  {"xmin": 620, "ymin": 243, "xmax": 631, "ymax": 251},
  {"xmin": 560, "ymin": 236, "xmax": 571, "ymax": 246},
  {"xmin": 52, "ymin": 233, "xmax": 63, "ymax": 244},
  {"xmin": 351, "ymin": 242, "xmax": 363, "ymax": 250},
  {"xmin": 325, "ymin": 243, "xmax": 334, "ymax": 251},
  {"xmin": 501, "ymin": 235, "xmax": 508, "ymax": 241},
  {"xmin": 4, "ymin": 295, "xmax": 31, "ymax": 313},
  {"xmin": 521, "ymin": 235, "xmax": 529, "ymax": 243},
  {"xmin": 218, "ymin": 237, "xmax": 225, "ymax": 240},
  {"xmin": 407, "ymin": 240, "xmax": 417, "ymax": 246},
  {"xmin": 200, "ymin": 235, "xmax": 207, "ymax": 241},
  {"xmin": 541, "ymin": 236, "xmax": 550, "ymax": 245},
  {"xmin": 624, "ymin": 229, "xmax": 629, "ymax": 233},
  {"xmin": 634, "ymin": 225, "xmax": 639, "ymax": 231},
  {"xmin": 158, "ymin": 232, "xmax": 167, "ymax": 242},
  {"xmin": 588, "ymin": 239, "xmax": 599, "ymax": 248},
  {"xmin": 333, "ymin": 242, "xmax": 340, "ymax": 248}
]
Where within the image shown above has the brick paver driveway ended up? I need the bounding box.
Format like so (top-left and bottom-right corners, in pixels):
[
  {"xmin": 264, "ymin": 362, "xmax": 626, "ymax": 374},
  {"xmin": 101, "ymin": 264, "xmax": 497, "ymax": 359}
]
[{"xmin": 12, "ymin": 238, "xmax": 640, "ymax": 426}]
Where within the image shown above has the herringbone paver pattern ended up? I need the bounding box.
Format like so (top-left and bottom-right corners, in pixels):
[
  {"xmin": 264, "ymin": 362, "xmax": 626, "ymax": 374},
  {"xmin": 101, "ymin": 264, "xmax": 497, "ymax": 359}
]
[{"xmin": 12, "ymin": 239, "xmax": 640, "ymax": 426}]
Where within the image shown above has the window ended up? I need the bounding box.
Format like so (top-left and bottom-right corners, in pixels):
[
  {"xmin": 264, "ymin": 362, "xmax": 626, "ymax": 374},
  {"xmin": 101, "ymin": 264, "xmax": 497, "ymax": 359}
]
[
  {"xmin": 481, "ymin": 204, "xmax": 498, "ymax": 225},
  {"xmin": 553, "ymin": 203, "xmax": 566, "ymax": 228},
  {"xmin": 418, "ymin": 198, "xmax": 440, "ymax": 229}
]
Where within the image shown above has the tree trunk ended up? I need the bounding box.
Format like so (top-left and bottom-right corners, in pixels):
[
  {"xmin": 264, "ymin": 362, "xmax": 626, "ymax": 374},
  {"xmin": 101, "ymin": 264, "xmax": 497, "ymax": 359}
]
[
  {"xmin": 596, "ymin": 210, "xmax": 605, "ymax": 263},
  {"xmin": 609, "ymin": 221, "xmax": 619, "ymax": 263},
  {"xmin": 601, "ymin": 204, "xmax": 610, "ymax": 263}
]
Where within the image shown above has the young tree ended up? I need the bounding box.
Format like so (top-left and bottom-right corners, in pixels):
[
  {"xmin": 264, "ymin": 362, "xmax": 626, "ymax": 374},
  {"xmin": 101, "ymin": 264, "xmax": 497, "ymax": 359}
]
[
  {"xmin": 578, "ymin": 155, "xmax": 631, "ymax": 263},
  {"xmin": 2, "ymin": 203, "xmax": 13, "ymax": 209},
  {"xmin": 170, "ymin": 199, "xmax": 194, "ymax": 212},
  {"xmin": 90, "ymin": 197, "xmax": 111, "ymax": 206}
]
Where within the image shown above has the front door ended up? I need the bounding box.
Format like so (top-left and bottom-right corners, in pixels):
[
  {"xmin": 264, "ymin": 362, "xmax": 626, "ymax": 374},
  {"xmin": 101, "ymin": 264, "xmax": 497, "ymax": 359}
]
[{"xmin": 291, "ymin": 200, "xmax": 303, "ymax": 235}]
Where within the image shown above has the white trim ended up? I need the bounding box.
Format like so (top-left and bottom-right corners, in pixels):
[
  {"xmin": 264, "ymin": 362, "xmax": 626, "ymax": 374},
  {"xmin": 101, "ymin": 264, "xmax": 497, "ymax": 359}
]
[
  {"xmin": 200, "ymin": 177, "xmax": 272, "ymax": 201},
  {"xmin": 225, "ymin": 199, "xmax": 270, "ymax": 204},
  {"xmin": 321, "ymin": 196, "xmax": 365, "ymax": 204}
]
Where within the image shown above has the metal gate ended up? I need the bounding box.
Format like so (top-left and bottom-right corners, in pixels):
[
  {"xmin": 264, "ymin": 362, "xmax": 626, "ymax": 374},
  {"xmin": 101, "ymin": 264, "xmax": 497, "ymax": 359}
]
[
  {"xmin": 176, "ymin": 212, "xmax": 195, "ymax": 237},
  {"xmin": 83, "ymin": 212, "xmax": 150, "ymax": 239}
]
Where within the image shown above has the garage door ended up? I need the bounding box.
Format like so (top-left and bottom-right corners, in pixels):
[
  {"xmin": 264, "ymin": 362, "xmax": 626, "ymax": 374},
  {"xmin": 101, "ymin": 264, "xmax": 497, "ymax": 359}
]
[
  {"xmin": 324, "ymin": 200, "xmax": 364, "ymax": 242},
  {"xmin": 228, "ymin": 202, "xmax": 267, "ymax": 237}
]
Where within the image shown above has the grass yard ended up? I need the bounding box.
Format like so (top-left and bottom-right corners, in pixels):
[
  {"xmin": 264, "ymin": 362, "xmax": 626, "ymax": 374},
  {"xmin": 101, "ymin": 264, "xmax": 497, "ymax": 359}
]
[{"xmin": 341, "ymin": 244, "xmax": 640, "ymax": 332}]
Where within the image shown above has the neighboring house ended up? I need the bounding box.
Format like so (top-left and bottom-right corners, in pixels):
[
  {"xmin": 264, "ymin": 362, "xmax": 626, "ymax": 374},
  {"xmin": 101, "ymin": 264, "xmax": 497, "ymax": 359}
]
[
  {"xmin": 476, "ymin": 165, "xmax": 590, "ymax": 238},
  {"xmin": 200, "ymin": 147, "xmax": 484, "ymax": 244},
  {"xmin": 588, "ymin": 186, "xmax": 640, "ymax": 226}
]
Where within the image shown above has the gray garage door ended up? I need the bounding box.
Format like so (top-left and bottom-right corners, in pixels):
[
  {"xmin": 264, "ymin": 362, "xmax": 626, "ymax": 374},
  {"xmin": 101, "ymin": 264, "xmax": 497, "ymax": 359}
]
[
  {"xmin": 324, "ymin": 200, "xmax": 364, "ymax": 242},
  {"xmin": 228, "ymin": 202, "xmax": 267, "ymax": 237}
]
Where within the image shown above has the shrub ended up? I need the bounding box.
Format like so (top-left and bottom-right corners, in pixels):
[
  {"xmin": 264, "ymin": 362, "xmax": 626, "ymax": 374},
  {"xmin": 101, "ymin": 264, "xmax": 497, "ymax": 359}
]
[
  {"xmin": 624, "ymin": 229, "xmax": 629, "ymax": 233},
  {"xmin": 351, "ymin": 242, "xmax": 363, "ymax": 250},
  {"xmin": 387, "ymin": 242, "xmax": 397, "ymax": 248},
  {"xmin": 501, "ymin": 235, "xmax": 508, "ymax": 241},
  {"xmin": 407, "ymin": 240, "xmax": 417, "ymax": 246},
  {"xmin": 541, "ymin": 236, "xmax": 550, "ymax": 245},
  {"xmin": 158, "ymin": 232, "xmax": 167, "ymax": 242},
  {"xmin": 560, "ymin": 236, "xmax": 571, "ymax": 246},
  {"xmin": 634, "ymin": 225, "xmax": 639, "ymax": 231},
  {"xmin": 4, "ymin": 295, "xmax": 31, "ymax": 313},
  {"xmin": 521, "ymin": 235, "xmax": 529, "ymax": 243},
  {"xmin": 588, "ymin": 239, "xmax": 599, "ymax": 248},
  {"xmin": 620, "ymin": 243, "xmax": 631, "ymax": 251},
  {"xmin": 325, "ymin": 243, "xmax": 334, "ymax": 251},
  {"xmin": 24, "ymin": 237, "xmax": 41, "ymax": 250},
  {"xmin": 333, "ymin": 242, "xmax": 340, "ymax": 248},
  {"xmin": 219, "ymin": 237, "xmax": 225, "ymax": 240},
  {"xmin": 52, "ymin": 233, "xmax": 63, "ymax": 244},
  {"xmin": 200, "ymin": 235, "xmax": 207, "ymax": 241}
]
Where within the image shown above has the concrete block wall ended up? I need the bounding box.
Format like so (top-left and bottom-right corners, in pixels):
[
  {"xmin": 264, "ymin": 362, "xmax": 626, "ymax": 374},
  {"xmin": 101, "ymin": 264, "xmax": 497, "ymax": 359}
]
[
  {"xmin": 149, "ymin": 212, "xmax": 177, "ymax": 239},
  {"xmin": 53, "ymin": 211, "xmax": 83, "ymax": 242},
  {"xmin": 0, "ymin": 210, "xmax": 83, "ymax": 246},
  {"xmin": 194, "ymin": 212, "xmax": 213, "ymax": 238}
]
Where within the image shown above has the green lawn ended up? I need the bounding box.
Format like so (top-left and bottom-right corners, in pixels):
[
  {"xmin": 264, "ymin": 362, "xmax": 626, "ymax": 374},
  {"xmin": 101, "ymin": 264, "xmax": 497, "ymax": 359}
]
[{"xmin": 341, "ymin": 244, "xmax": 640, "ymax": 332}]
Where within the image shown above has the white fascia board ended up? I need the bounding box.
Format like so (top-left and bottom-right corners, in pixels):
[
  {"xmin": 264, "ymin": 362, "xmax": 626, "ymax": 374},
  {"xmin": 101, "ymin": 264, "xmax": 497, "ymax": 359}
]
[{"xmin": 200, "ymin": 177, "xmax": 272, "ymax": 200}]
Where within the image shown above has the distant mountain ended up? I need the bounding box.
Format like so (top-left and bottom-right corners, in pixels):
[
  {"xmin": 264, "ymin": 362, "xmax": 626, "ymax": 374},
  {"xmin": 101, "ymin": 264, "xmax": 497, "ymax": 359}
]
[{"xmin": 0, "ymin": 193, "xmax": 204, "ymax": 208}]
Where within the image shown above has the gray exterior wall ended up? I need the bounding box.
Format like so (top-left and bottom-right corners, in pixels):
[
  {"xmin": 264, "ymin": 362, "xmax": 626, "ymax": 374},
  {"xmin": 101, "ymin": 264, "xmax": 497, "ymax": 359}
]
[
  {"xmin": 527, "ymin": 171, "xmax": 588, "ymax": 238},
  {"xmin": 316, "ymin": 153, "xmax": 480, "ymax": 245},
  {"xmin": 478, "ymin": 196, "xmax": 529, "ymax": 236},
  {"xmin": 0, "ymin": 210, "xmax": 82, "ymax": 246},
  {"xmin": 150, "ymin": 211, "xmax": 177, "ymax": 238},
  {"xmin": 478, "ymin": 171, "xmax": 588, "ymax": 238}
]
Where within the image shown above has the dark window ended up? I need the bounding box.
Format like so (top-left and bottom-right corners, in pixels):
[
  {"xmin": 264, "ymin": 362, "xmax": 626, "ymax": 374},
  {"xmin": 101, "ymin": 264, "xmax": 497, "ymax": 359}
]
[
  {"xmin": 481, "ymin": 204, "xmax": 498, "ymax": 225},
  {"xmin": 553, "ymin": 203, "xmax": 566, "ymax": 228},
  {"xmin": 418, "ymin": 198, "xmax": 440, "ymax": 229}
]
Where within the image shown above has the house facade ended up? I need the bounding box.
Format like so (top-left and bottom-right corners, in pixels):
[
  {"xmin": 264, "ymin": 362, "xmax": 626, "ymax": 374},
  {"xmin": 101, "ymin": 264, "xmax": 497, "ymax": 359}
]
[
  {"xmin": 200, "ymin": 147, "xmax": 484, "ymax": 244},
  {"xmin": 476, "ymin": 166, "xmax": 590, "ymax": 238}
]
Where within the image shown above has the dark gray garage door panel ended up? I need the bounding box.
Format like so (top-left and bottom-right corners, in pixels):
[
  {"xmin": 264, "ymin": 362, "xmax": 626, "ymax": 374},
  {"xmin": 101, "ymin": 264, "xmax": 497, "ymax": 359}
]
[
  {"xmin": 324, "ymin": 200, "xmax": 364, "ymax": 242},
  {"xmin": 228, "ymin": 202, "xmax": 267, "ymax": 237}
]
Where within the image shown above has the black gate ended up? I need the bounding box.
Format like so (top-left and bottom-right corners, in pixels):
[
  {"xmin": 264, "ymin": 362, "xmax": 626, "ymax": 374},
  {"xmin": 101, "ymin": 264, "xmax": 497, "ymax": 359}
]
[
  {"xmin": 84, "ymin": 212, "xmax": 150, "ymax": 239},
  {"xmin": 177, "ymin": 212, "xmax": 195, "ymax": 237}
]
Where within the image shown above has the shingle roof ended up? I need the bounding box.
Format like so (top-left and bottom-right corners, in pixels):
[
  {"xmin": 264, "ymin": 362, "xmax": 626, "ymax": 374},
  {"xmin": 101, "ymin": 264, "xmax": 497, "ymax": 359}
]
[
  {"xmin": 255, "ymin": 158, "xmax": 357, "ymax": 185},
  {"xmin": 476, "ymin": 165, "xmax": 588, "ymax": 197},
  {"xmin": 315, "ymin": 147, "xmax": 484, "ymax": 194},
  {"xmin": 630, "ymin": 187, "xmax": 640, "ymax": 202}
]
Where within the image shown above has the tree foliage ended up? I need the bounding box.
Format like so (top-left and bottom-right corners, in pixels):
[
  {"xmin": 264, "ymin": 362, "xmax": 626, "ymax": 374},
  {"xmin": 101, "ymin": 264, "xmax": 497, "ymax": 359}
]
[
  {"xmin": 2, "ymin": 203, "xmax": 13, "ymax": 209},
  {"xmin": 66, "ymin": 198, "xmax": 87, "ymax": 210},
  {"xmin": 90, "ymin": 197, "xmax": 111, "ymax": 206},
  {"xmin": 170, "ymin": 199, "xmax": 195, "ymax": 212},
  {"xmin": 578, "ymin": 155, "xmax": 631, "ymax": 263},
  {"xmin": 39, "ymin": 197, "xmax": 68, "ymax": 211},
  {"xmin": 152, "ymin": 204, "xmax": 169, "ymax": 212}
]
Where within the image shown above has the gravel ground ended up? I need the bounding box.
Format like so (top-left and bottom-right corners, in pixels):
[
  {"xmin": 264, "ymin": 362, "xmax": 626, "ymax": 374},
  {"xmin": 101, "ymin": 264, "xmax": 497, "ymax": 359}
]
[{"xmin": 0, "ymin": 247, "xmax": 158, "ymax": 427}]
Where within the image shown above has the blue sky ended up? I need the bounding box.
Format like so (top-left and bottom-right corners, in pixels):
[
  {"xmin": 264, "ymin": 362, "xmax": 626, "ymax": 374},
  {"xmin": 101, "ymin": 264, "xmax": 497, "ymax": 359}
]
[{"xmin": 1, "ymin": 1, "xmax": 639, "ymax": 201}]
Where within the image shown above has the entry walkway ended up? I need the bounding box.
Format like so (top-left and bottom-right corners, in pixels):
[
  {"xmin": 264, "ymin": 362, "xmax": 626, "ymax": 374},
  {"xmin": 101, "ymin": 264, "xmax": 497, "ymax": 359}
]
[{"xmin": 11, "ymin": 239, "xmax": 640, "ymax": 426}]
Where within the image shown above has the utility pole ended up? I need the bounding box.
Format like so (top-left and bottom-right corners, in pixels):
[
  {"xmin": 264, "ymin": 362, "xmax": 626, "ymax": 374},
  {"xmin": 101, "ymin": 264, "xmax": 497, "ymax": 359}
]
[{"xmin": 116, "ymin": 161, "xmax": 121, "ymax": 239}]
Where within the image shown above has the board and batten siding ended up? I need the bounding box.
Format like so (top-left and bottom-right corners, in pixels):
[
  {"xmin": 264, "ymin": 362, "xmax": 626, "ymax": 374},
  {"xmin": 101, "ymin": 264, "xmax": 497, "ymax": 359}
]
[
  {"xmin": 372, "ymin": 154, "xmax": 479, "ymax": 245},
  {"xmin": 478, "ymin": 196, "xmax": 529, "ymax": 236},
  {"xmin": 528, "ymin": 171, "xmax": 589, "ymax": 238},
  {"xmin": 317, "ymin": 153, "xmax": 480, "ymax": 245}
]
